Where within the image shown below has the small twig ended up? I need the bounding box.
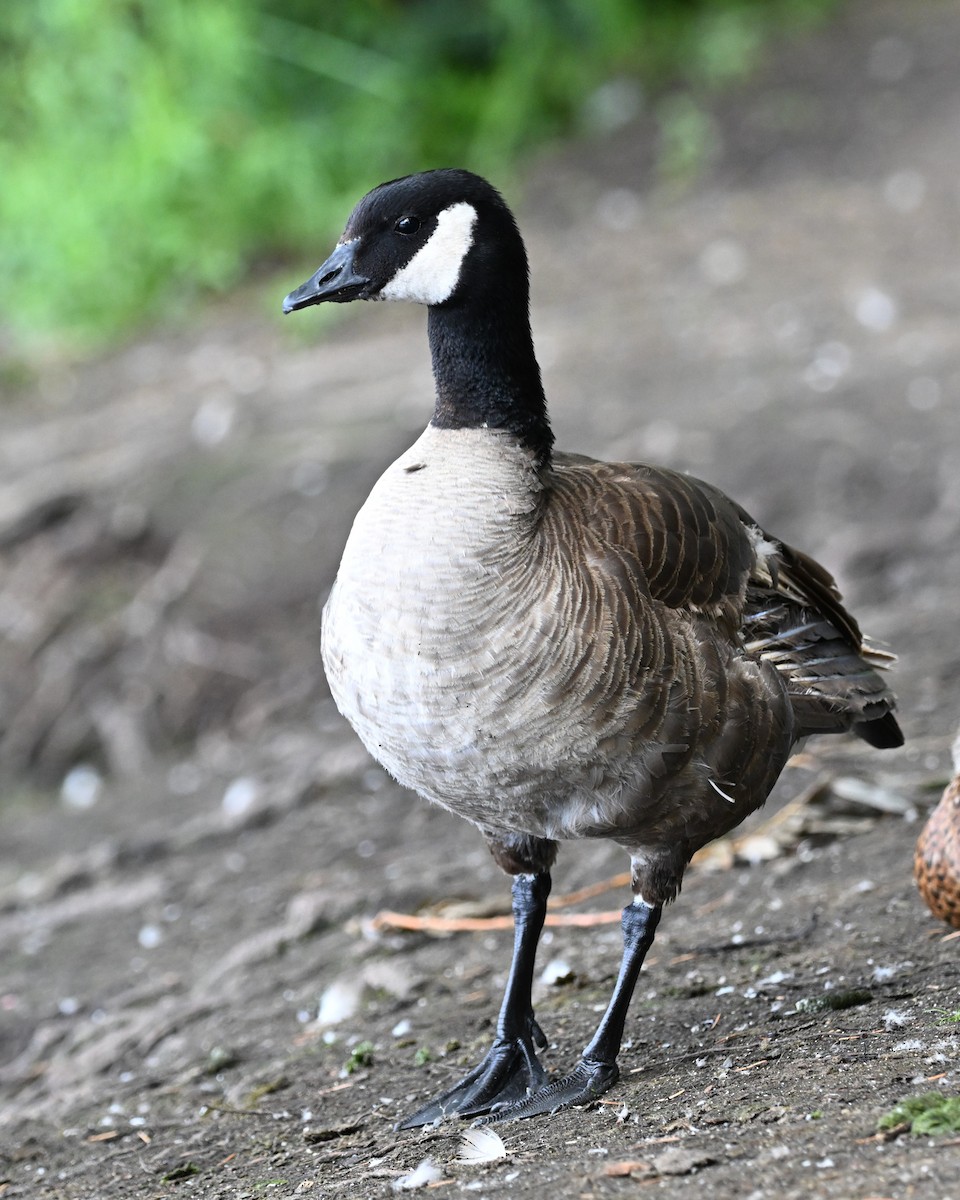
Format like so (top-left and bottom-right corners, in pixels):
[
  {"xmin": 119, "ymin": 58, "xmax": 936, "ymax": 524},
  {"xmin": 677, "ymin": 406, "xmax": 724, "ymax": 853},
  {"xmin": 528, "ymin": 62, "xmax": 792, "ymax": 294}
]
[
  {"xmin": 546, "ymin": 909, "xmax": 623, "ymax": 928},
  {"xmin": 734, "ymin": 1057, "xmax": 770, "ymax": 1073},
  {"xmin": 371, "ymin": 908, "xmax": 625, "ymax": 933},
  {"xmin": 372, "ymin": 780, "xmax": 831, "ymax": 937},
  {"xmin": 856, "ymin": 1124, "xmax": 908, "ymax": 1144}
]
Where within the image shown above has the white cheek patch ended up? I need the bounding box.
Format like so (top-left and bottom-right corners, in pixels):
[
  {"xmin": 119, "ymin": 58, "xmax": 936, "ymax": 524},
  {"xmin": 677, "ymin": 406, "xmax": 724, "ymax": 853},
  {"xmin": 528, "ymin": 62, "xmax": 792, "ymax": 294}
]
[{"xmin": 380, "ymin": 202, "xmax": 477, "ymax": 305}]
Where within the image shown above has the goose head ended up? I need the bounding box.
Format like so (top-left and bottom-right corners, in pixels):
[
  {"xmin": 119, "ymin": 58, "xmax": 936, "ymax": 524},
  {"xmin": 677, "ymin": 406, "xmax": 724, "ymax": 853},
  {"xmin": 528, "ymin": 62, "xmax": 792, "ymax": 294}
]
[
  {"xmin": 283, "ymin": 168, "xmax": 552, "ymax": 465},
  {"xmin": 282, "ymin": 169, "xmax": 527, "ymax": 313}
]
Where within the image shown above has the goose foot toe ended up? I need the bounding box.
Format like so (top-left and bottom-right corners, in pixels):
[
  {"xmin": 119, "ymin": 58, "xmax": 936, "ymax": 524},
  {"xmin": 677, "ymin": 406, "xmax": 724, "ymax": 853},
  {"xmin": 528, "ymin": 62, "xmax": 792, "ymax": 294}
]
[
  {"xmin": 397, "ymin": 1029, "xmax": 547, "ymax": 1129},
  {"xmin": 477, "ymin": 1057, "xmax": 619, "ymax": 1124}
]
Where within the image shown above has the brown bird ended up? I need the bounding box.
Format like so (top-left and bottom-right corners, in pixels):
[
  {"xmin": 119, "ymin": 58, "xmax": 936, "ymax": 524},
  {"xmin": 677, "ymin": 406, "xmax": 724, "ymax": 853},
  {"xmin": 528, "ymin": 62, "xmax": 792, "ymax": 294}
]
[
  {"xmin": 915, "ymin": 730, "xmax": 960, "ymax": 928},
  {"xmin": 283, "ymin": 169, "xmax": 903, "ymax": 1125}
]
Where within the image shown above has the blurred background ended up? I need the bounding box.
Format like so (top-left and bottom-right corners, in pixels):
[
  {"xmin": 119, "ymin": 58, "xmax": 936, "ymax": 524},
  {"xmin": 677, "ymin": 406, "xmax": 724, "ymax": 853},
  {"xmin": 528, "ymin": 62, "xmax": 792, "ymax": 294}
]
[
  {"xmin": 1, "ymin": 0, "xmax": 834, "ymax": 347},
  {"xmin": 2, "ymin": 1, "xmax": 959, "ymax": 1182}
]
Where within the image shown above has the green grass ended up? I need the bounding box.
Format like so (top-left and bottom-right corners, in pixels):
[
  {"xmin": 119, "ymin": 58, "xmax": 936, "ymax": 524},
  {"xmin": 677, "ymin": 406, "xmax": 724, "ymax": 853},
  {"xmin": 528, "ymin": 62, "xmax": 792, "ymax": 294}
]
[
  {"xmin": 879, "ymin": 1092, "xmax": 960, "ymax": 1136},
  {"xmin": 342, "ymin": 1040, "xmax": 375, "ymax": 1075},
  {"xmin": 0, "ymin": 0, "xmax": 837, "ymax": 348}
]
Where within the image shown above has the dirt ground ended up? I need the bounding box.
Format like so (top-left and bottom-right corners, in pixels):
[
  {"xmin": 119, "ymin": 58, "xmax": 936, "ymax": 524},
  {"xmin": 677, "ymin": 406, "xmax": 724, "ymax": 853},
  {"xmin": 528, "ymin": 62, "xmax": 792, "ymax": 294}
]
[{"xmin": 2, "ymin": 1, "xmax": 960, "ymax": 1196}]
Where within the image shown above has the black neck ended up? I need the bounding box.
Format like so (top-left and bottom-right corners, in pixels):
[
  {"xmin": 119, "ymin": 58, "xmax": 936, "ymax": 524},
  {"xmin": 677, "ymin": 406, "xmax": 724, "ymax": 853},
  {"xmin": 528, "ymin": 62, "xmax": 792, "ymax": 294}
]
[{"xmin": 427, "ymin": 292, "xmax": 553, "ymax": 468}]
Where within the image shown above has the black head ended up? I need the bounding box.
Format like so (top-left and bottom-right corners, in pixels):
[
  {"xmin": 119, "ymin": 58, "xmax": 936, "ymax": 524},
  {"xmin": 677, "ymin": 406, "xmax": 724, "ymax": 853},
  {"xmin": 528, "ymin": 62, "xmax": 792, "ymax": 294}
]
[{"xmin": 282, "ymin": 169, "xmax": 528, "ymax": 313}]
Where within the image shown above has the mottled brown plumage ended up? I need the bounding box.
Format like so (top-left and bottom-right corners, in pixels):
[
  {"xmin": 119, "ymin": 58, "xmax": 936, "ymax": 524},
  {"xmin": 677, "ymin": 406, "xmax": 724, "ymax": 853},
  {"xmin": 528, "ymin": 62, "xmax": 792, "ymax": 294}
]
[
  {"xmin": 284, "ymin": 169, "xmax": 903, "ymax": 1126},
  {"xmin": 915, "ymin": 733, "xmax": 960, "ymax": 928}
]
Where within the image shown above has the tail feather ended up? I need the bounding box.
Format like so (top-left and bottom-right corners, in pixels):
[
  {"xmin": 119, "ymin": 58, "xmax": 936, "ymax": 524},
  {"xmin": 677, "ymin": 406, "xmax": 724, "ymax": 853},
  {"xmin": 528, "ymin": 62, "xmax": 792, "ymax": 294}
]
[
  {"xmin": 743, "ymin": 588, "xmax": 902, "ymax": 747},
  {"xmin": 854, "ymin": 711, "xmax": 904, "ymax": 749}
]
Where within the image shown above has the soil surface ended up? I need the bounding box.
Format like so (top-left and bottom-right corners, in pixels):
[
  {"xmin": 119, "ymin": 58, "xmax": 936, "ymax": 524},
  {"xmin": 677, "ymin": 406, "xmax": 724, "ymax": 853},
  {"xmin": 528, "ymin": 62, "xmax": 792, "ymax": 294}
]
[{"xmin": 2, "ymin": 2, "xmax": 960, "ymax": 1197}]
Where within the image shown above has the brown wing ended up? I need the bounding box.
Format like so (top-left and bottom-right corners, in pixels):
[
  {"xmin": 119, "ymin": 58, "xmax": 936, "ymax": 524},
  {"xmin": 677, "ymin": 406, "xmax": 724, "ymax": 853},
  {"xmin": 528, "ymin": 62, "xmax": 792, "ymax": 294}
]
[
  {"xmin": 550, "ymin": 453, "xmax": 902, "ymax": 749},
  {"xmin": 550, "ymin": 455, "xmax": 755, "ymax": 632}
]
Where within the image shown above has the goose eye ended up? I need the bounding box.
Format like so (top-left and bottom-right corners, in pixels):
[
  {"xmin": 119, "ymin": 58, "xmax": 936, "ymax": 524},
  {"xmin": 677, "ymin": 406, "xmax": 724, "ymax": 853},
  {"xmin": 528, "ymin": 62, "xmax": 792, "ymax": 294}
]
[{"xmin": 394, "ymin": 215, "xmax": 421, "ymax": 236}]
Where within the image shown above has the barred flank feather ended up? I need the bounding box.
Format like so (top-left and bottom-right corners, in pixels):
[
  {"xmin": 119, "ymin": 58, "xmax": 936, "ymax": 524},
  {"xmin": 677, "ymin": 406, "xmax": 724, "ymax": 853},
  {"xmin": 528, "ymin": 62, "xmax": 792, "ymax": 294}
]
[{"xmin": 546, "ymin": 458, "xmax": 901, "ymax": 755}]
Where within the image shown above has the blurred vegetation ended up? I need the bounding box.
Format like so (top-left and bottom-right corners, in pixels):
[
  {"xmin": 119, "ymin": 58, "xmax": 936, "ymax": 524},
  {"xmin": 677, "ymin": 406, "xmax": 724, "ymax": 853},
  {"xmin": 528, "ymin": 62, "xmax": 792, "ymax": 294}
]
[
  {"xmin": 879, "ymin": 1092, "xmax": 960, "ymax": 1136},
  {"xmin": 0, "ymin": 0, "xmax": 835, "ymax": 347}
]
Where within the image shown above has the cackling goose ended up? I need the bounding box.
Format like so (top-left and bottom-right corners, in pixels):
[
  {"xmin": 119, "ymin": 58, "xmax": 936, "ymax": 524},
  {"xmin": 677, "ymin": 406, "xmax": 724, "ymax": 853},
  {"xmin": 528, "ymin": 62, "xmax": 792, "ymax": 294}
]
[{"xmin": 283, "ymin": 169, "xmax": 903, "ymax": 1126}]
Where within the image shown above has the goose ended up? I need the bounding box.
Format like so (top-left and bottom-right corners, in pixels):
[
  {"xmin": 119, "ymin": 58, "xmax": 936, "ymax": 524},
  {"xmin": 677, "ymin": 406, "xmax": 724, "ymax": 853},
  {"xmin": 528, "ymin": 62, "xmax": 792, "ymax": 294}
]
[
  {"xmin": 283, "ymin": 168, "xmax": 903, "ymax": 1126},
  {"xmin": 915, "ymin": 727, "xmax": 960, "ymax": 928}
]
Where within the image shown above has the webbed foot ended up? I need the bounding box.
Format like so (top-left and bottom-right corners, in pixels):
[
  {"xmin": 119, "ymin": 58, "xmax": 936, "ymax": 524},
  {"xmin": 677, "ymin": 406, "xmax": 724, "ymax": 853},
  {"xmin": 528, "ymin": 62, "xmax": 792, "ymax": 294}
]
[
  {"xmin": 478, "ymin": 1057, "xmax": 618, "ymax": 1123},
  {"xmin": 397, "ymin": 1023, "xmax": 547, "ymax": 1129}
]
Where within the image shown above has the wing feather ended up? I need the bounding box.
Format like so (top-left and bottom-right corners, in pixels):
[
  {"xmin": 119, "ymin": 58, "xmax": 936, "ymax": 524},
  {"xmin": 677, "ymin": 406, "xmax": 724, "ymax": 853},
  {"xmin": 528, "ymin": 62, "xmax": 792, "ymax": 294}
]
[{"xmin": 548, "ymin": 452, "xmax": 902, "ymax": 748}]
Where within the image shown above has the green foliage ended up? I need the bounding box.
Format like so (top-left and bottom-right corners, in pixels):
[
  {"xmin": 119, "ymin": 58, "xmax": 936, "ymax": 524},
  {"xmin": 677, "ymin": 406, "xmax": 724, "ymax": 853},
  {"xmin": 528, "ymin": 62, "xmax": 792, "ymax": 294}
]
[
  {"xmin": 878, "ymin": 1092, "xmax": 960, "ymax": 1136},
  {"xmin": 0, "ymin": 0, "xmax": 836, "ymax": 345},
  {"xmin": 342, "ymin": 1040, "xmax": 375, "ymax": 1074}
]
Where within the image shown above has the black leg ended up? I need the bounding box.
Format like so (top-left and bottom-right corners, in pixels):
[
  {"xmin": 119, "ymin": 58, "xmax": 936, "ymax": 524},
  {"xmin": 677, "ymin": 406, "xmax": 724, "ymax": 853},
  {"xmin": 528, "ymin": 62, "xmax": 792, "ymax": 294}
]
[
  {"xmin": 481, "ymin": 898, "xmax": 662, "ymax": 1123},
  {"xmin": 397, "ymin": 871, "xmax": 552, "ymax": 1128}
]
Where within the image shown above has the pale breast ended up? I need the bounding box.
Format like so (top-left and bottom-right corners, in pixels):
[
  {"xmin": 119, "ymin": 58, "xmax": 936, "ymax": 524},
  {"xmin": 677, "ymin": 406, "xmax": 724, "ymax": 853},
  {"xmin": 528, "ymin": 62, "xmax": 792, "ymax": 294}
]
[{"xmin": 323, "ymin": 427, "xmax": 641, "ymax": 828}]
